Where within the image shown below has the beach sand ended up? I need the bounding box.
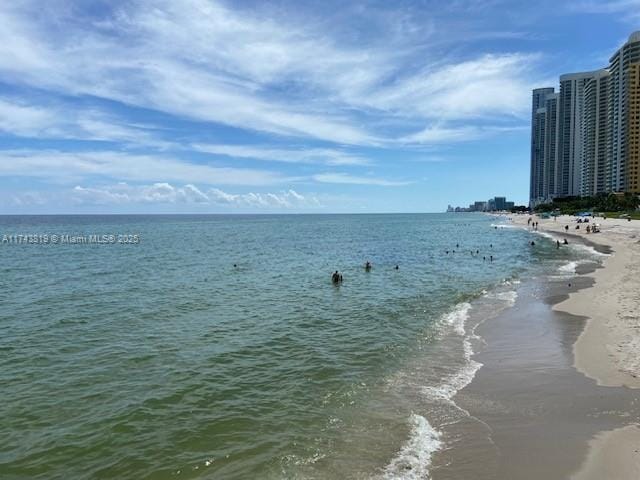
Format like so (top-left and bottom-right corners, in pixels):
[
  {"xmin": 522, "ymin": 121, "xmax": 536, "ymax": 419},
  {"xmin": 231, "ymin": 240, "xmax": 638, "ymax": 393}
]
[
  {"xmin": 512, "ymin": 214, "xmax": 640, "ymax": 389},
  {"xmin": 431, "ymin": 273, "xmax": 640, "ymax": 480},
  {"xmin": 503, "ymin": 214, "xmax": 640, "ymax": 479}
]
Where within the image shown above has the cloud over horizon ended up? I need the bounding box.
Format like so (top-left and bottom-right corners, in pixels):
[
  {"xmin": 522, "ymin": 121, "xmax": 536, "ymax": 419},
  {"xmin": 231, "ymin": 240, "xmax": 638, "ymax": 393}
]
[{"xmin": 0, "ymin": 0, "xmax": 634, "ymax": 212}]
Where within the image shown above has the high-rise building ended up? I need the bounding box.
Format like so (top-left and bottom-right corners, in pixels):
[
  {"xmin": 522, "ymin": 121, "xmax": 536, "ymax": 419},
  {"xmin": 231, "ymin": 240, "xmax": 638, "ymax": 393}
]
[
  {"xmin": 543, "ymin": 93, "xmax": 560, "ymax": 200},
  {"xmin": 607, "ymin": 31, "xmax": 640, "ymax": 192},
  {"xmin": 558, "ymin": 71, "xmax": 599, "ymax": 196},
  {"xmin": 530, "ymin": 31, "xmax": 640, "ymax": 203},
  {"xmin": 582, "ymin": 70, "xmax": 610, "ymax": 196},
  {"xmin": 628, "ymin": 62, "xmax": 640, "ymax": 193},
  {"xmin": 530, "ymin": 88, "xmax": 554, "ymax": 205}
]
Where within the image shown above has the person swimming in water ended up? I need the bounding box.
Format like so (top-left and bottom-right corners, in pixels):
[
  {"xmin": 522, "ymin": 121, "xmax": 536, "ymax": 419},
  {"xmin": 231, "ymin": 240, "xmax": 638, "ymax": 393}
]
[{"xmin": 563, "ymin": 238, "xmax": 569, "ymax": 245}]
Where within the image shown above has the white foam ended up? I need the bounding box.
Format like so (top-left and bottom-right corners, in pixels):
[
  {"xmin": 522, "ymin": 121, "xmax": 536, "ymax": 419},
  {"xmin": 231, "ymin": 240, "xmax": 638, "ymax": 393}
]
[
  {"xmin": 490, "ymin": 223, "xmax": 519, "ymax": 229},
  {"xmin": 532, "ymin": 230, "xmax": 556, "ymax": 241},
  {"xmin": 442, "ymin": 302, "xmax": 471, "ymax": 336},
  {"xmin": 421, "ymin": 303, "xmax": 484, "ymax": 403},
  {"xmin": 558, "ymin": 260, "xmax": 579, "ymax": 274},
  {"xmin": 484, "ymin": 289, "xmax": 518, "ymax": 307},
  {"xmin": 569, "ymin": 242, "xmax": 609, "ymax": 257},
  {"xmin": 381, "ymin": 414, "xmax": 442, "ymax": 480},
  {"xmin": 421, "ymin": 344, "xmax": 482, "ymax": 403}
]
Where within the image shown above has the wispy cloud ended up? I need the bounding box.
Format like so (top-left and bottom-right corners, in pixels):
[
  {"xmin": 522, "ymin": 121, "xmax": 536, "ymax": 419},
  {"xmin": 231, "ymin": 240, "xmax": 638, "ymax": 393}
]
[
  {"xmin": 192, "ymin": 144, "xmax": 371, "ymax": 166},
  {"xmin": 0, "ymin": 1, "xmax": 540, "ymax": 146},
  {"xmin": 0, "ymin": 149, "xmax": 286, "ymax": 186},
  {"xmin": 312, "ymin": 172, "xmax": 411, "ymax": 186},
  {"xmin": 0, "ymin": 97, "xmax": 173, "ymax": 148},
  {"xmin": 568, "ymin": 0, "xmax": 640, "ymax": 18}
]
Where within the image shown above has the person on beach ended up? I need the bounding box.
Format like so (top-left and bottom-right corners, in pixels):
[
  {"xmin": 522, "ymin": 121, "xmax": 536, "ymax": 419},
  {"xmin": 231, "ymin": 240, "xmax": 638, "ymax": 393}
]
[{"xmin": 565, "ymin": 225, "xmax": 569, "ymax": 232}]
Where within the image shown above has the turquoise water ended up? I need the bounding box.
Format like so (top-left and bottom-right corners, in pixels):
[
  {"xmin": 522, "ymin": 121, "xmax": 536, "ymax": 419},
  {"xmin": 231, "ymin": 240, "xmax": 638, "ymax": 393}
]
[{"xmin": 0, "ymin": 214, "xmax": 588, "ymax": 479}]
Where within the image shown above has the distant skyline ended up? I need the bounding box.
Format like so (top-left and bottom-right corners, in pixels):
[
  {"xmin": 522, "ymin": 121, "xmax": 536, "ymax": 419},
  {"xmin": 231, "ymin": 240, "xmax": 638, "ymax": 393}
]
[{"xmin": 0, "ymin": 1, "xmax": 639, "ymax": 213}]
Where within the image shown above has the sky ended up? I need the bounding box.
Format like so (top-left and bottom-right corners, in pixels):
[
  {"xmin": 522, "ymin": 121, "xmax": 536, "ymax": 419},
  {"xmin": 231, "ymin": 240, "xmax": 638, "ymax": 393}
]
[{"xmin": 0, "ymin": 0, "xmax": 638, "ymax": 214}]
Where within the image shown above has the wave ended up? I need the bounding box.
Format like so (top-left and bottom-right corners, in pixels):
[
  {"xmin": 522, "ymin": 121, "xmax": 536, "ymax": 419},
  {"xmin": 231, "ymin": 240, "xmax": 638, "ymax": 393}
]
[
  {"xmin": 380, "ymin": 413, "xmax": 442, "ymax": 480},
  {"xmin": 442, "ymin": 302, "xmax": 471, "ymax": 336},
  {"xmin": 569, "ymin": 242, "xmax": 609, "ymax": 257},
  {"xmin": 558, "ymin": 260, "xmax": 579, "ymax": 274},
  {"xmin": 490, "ymin": 223, "xmax": 520, "ymax": 229},
  {"xmin": 483, "ymin": 289, "xmax": 518, "ymax": 307}
]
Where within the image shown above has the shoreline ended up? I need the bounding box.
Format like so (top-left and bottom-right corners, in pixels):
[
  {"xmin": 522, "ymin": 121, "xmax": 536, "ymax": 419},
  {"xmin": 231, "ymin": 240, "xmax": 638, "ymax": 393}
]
[
  {"xmin": 497, "ymin": 213, "xmax": 640, "ymax": 479},
  {"xmin": 508, "ymin": 213, "xmax": 640, "ymax": 389}
]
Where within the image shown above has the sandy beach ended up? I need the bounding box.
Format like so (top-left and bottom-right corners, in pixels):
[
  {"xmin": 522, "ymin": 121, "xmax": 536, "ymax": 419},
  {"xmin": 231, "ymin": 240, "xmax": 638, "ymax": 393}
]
[{"xmin": 507, "ymin": 213, "xmax": 640, "ymax": 479}]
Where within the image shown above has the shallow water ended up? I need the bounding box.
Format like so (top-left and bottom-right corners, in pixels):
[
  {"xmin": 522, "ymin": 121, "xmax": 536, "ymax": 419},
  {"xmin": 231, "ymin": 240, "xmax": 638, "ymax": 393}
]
[{"xmin": 0, "ymin": 214, "xmax": 594, "ymax": 479}]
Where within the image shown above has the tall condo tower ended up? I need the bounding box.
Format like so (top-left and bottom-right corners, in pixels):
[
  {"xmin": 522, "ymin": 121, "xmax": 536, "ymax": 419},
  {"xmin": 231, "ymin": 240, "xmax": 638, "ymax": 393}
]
[
  {"xmin": 543, "ymin": 93, "xmax": 560, "ymax": 200},
  {"xmin": 530, "ymin": 87, "xmax": 554, "ymax": 206},
  {"xmin": 582, "ymin": 70, "xmax": 610, "ymax": 196},
  {"xmin": 557, "ymin": 71, "xmax": 599, "ymax": 197},
  {"xmin": 607, "ymin": 31, "xmax": 640, "ymax": 192}
]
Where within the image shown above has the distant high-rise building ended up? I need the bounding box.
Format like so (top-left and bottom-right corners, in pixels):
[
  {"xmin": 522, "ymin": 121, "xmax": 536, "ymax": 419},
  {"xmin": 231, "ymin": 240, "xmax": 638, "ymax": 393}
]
[
  {"xmin": 494, "ymin": 197, "xmax": 507, "ymax": 211},
  {"xmin": 582, "ymin": 70, "xmax": 610, "ymax": 196},
  {"xmin": 607, "ymin": 31, "xmax": 640, "ymax": 192}
]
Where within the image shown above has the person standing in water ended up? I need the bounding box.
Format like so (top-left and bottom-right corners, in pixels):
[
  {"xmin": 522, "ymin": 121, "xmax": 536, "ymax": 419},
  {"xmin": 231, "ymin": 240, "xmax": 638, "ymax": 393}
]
[{"xmin": 365, "ymin": 261, "xmax": 372, "ymax": 271}]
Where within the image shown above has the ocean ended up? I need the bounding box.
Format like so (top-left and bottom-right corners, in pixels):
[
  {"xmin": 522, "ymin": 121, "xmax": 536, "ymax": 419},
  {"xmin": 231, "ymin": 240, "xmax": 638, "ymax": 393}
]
[{"xmin": 0, "ymin": 213, "xmax": 600, "ymax": 479}]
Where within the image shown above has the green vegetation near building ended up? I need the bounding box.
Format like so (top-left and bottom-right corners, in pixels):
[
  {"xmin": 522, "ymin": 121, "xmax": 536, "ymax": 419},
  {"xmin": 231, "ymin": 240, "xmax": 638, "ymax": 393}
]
[{"xmin": 534, "ymin": 194, "xmax": 640, "ymax": 216}]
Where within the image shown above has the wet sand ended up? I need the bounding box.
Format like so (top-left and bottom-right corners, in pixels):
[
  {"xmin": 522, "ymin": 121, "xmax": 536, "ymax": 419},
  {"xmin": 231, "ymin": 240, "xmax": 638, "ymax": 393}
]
[{"xmin": 431, "ymin": 257, "xmax": 640, "ymax": 479}]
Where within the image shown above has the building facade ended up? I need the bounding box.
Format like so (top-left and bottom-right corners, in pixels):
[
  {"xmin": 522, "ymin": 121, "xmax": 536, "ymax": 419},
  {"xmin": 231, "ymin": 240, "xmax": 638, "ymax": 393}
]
[
  {"xmin": 530, "ymin": 88, "xmax": 555, "ymax": 205},
  {"xmin": 582, "ymin": 70, "xmax": 610, "ymax": 196}
]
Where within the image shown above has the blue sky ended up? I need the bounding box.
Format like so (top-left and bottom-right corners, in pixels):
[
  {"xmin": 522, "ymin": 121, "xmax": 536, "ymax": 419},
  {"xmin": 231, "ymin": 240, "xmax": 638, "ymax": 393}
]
[{"xmin": 0, "ymin": 0, "xmax": 638, "ymax": 213}]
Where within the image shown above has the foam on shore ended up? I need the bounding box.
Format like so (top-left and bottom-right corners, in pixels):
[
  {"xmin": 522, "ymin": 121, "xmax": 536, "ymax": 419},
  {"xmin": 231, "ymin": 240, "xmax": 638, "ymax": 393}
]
[{"xmin": 381, "ymin": 413, "xmax": 442, "ymax": 480}]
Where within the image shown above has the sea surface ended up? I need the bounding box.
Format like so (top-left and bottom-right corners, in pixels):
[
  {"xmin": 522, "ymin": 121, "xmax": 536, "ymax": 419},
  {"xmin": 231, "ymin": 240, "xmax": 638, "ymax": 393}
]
[{"xmin": 0, "ymin": 213, "xmax": 600, "ymax": 479}]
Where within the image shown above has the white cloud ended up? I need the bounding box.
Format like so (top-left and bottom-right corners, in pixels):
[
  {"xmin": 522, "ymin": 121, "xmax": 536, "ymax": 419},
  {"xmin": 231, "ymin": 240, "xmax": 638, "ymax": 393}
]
[
  {"xmin": 67, "ymin": 183, "xmax": 319, "ymax": 209},
  {"xmin": 313, "ymin": 173, "xmax": 411, "ymax": 186},
  {"xmin": 0, "ymin": 1, "xmax": 540, "ymax": 147},
  {"xmin": 0, "ymin": 149, "xmax": 285, "ymax": 186},
  {"xmin": 207, "ymin": 188, "xmax": 321, "ymax": 208},
  {"xmin": 0, "ymin": 97, "xmax": 173, "ymax": 148},
  {"xmin": 402, "ymin": 124, "xmax": 527, "ymax": 144},
  {"xmin": 191, "ymin": 144, "xmax": 371, "ymax": 166},
  {"xmin": 0, "ymin": 98, "xmax": 59, "ymax": 137},
  {"xmin": 72, "ymin": 182, "xmax": 210, "ymax": 205}
]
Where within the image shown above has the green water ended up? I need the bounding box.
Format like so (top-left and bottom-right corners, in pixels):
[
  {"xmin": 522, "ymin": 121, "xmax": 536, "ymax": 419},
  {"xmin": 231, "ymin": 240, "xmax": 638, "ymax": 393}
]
[{"xmin": 0, "ymin": 214, "xmax": 586, "ymax": 479}]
